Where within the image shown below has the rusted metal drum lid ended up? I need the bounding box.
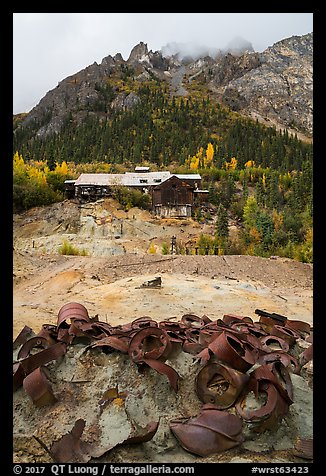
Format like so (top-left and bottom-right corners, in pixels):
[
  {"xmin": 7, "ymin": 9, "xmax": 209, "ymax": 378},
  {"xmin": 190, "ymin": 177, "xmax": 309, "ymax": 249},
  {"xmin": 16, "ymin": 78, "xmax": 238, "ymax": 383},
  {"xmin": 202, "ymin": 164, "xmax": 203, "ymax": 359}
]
[
  {"xmin": 270, "ymin": 325, "xmax": 300, "ymax": 346},
  {"xmin": 223, "ymin": 314, "xmax": 253, "ymax": 326},
  {"xmin": 57, "ymin": 302, "xmax": 89, "ymax": 327},
  {"xmin": 128, "ymin": 327, "xmax": 172, "ymax": 362},
  {"xmin": 208, "ymin": 331, "xmax": 258, "ymax": 373},
  {"xmin": 260, "ymin": 335, "xmax": 290, "ymax": 353},
  {"xmin": 196, "ymin": 362, "xmax": 250, "ymax": 409}
]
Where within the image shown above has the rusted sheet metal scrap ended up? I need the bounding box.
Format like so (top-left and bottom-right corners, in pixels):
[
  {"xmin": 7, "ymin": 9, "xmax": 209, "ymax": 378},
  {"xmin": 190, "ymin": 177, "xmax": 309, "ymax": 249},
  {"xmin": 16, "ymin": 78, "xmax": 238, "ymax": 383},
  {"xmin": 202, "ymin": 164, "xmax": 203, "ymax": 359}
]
[
  {"xmin": 235, "ymin": 362, "xmax": 293, "ymax": 432},
  {"xmin": 45, "ymin": 417, "xmax": 160, "ymax": 463},
  {"xmin": 170, "ymin": 403, "xmax": 244, "ymax": 456},
  {"xmin": 128, "ymin": 327, "xmax": 180, "ymax": 391}
]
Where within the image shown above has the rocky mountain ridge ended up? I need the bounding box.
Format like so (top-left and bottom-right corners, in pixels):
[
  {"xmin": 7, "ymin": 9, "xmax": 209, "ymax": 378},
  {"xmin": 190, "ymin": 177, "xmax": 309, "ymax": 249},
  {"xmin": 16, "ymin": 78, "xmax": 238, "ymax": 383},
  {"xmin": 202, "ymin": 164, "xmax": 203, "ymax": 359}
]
[{"xmin": 15, "ymin": 33, "xmax": 313, "ymax": 140}]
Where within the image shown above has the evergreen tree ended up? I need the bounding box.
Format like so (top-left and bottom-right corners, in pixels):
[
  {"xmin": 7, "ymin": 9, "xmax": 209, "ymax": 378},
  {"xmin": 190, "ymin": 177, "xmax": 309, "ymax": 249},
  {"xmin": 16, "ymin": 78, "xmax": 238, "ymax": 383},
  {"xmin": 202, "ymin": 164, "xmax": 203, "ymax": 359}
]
[{"xmin": 215, "ymin": 204, "xmax": 229, "ymax": 239}]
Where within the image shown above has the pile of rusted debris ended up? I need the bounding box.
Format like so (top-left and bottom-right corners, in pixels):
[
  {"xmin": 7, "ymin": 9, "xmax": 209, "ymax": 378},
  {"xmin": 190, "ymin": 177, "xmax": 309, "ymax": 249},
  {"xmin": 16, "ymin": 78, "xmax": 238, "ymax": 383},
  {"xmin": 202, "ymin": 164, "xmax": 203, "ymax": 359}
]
[{"xmin": 13, "ymin": 303, "xmax": 313, "ymax": 463}]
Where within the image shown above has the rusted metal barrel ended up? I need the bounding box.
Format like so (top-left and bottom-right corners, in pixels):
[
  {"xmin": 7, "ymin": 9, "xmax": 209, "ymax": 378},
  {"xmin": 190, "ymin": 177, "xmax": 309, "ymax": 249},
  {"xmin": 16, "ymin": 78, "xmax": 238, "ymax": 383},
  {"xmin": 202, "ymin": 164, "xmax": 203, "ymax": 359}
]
[{"xmin": 57, "ymin": 302, "xmax": 89, "ymax": 327}]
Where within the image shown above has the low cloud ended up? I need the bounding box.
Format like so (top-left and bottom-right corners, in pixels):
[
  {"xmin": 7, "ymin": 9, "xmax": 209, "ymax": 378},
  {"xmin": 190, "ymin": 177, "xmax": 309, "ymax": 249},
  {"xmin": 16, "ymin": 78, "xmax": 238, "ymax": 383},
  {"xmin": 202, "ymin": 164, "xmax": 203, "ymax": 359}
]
[{"xmin": 161, "ymin": 36, "xmax": 254, "ymax": 61}]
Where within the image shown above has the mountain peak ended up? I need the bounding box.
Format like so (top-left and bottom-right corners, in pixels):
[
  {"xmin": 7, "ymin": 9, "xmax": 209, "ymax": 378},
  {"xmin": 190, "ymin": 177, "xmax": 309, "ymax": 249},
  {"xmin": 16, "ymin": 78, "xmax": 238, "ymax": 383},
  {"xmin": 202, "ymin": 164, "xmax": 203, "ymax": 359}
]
[
  {"xmin": 127, "ymin": 42, "xmax": 149, "ymax": 63},
  {"xmin": 14, "ymin": 33, "xmax": 312, "ymax": 140}
]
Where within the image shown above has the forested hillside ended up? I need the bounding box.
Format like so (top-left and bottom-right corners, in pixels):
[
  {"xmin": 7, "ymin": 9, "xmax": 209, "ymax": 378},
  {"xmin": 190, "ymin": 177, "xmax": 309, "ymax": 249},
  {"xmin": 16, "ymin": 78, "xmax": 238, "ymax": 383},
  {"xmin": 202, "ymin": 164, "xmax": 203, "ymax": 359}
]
[{"xmin": 13, "ymin": 39, "xmax": 313, "ymax": 263}]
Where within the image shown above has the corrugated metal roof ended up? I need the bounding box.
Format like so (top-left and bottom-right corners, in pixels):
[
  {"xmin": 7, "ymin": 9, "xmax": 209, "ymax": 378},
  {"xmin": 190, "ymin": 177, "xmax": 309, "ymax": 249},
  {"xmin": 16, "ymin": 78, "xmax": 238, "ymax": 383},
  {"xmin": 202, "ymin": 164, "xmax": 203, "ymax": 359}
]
[
  {"xmin": 74, "ymin": 172, "xmax": 172, "ymax": 187},
  {"xmin": 74, "ymin": 172, "xmax": 202, "ymax": 187},
  {"xmin": 174, "ymin": 174, "xmax": 201, "ymax": 180},
  {"xmin": 123, "ymin": 172, "xmax": 171, "ymax": 186},
  {"xmin": 74, "ymin": 174, "xmax": 125, "ymax": 186}
]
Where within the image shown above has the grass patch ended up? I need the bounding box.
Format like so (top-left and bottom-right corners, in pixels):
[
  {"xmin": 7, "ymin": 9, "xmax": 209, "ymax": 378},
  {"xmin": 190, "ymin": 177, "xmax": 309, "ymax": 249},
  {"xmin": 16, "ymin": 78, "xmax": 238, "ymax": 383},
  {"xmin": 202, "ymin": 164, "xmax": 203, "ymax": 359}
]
[{"xmin": 58, "ymin": 239, "xmax": 88, "ymax": 256}]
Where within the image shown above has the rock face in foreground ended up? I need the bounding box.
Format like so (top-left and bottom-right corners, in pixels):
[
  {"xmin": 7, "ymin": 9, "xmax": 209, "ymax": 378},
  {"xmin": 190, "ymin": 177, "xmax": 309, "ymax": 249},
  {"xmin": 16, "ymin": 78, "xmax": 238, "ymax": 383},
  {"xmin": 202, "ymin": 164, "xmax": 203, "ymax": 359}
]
[{"xmin": 13, "ymin": 307, "xmax": 313, "ymax": 464}]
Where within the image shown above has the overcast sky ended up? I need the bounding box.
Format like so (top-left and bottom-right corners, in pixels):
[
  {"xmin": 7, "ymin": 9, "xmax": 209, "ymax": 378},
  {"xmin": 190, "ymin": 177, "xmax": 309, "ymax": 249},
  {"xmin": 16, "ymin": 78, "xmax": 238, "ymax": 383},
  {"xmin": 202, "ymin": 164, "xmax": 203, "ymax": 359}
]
[{"xmin": 13, "ymin": 12, "xmax": 313, "ymax": 114}]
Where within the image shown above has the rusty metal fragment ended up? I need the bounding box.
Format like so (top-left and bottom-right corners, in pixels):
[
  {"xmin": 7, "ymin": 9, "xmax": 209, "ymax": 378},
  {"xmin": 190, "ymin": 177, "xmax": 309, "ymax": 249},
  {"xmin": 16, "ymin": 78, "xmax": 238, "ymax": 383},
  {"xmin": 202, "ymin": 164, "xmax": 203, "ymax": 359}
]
[
  {"xmin": 37, "ymin": 324, "xmax": 58, "ymax": 345},
  {"xmin": 299, "ymin": 344, "xmax": 313, "ymax": 367},
  {"xmin": 170, "ymin": 404, "xmax": 243, "ymax": 456},
  {"xmin": 260, "ymin": 335, "xmax": 290, "ymax": 353},
  {"xmin": 258, "ymin": 352, "xmax": 301, "ymax": 375},
  {"xmin": 182, "ymin": 340, "xmax": 204, "ymax": 356},
  {"xmin": 131, "ymin": 316, "xmax": 158, "ymax": 329},
  {"xmin": 128, "ymin": 327, "xmax": 179, "ymax": 391},
  {"xmin": 250, "ymin": 363, "xmax": 293, "ymax": 404},
  {"xmin": 223, "ymin": 314, "xmax": 253, "ymax": 326},
  {"xmin": 181, "ymin": 314, "xmax": 208, "ymax": 328},
  {"xmin": 14, "ymin": 341, "xmax": 67, "ymax": 391},
  {"xmin": 13, "ymin": 325, "xmax": 34, "ymax": 350},
  {"xmin": 91, "ymin": 335, "xmax": 129, "ymax": 354},
  {"xmin": 235, "ymin": 362, "xmax": 292, "ymax": 432},
  {"xmin": 23, "ymin": 366, "xmax": 57, "ymax": 407},
  {"xmin": 292, "ymin": 438, "xmax": 313, "ymax": 460},
  {"xmin": 235, "ymin": 380, "xmax": 289, "ymax": 432},
  {"xmin": 142, "ymin": 357, "xmax": 180, "ymax": 392},
  {"xmin": 57, "ymin": 302, "xmax": 90, "ymax": 327},
  {"xmin": 122, "ymin": 420, "xmax": 159, "ymax": 445},
  {"xmin": 270, "ymin": 325, "xmax": 300, "ymax": 347},
  {"xmin": 98, "ymin": 386, "xmax": 128, "ymax": 409},
  {"xmin": 50, "ymin": 419, "xmax": 92, "ymax": 463},
  {"xmin": 285, "ymin": 319, "xmax": 311, "ymax": 339},
  {"xmin": 17, "ymin": 336, "xmax": 50, "ymax": 360},
  {"xmin": 207, "ymin": 331, "xmax": 258, "ymax": 372},
  {"xmin": 196, "ymin": 362, "xmax": 249, "ymax": 409}
]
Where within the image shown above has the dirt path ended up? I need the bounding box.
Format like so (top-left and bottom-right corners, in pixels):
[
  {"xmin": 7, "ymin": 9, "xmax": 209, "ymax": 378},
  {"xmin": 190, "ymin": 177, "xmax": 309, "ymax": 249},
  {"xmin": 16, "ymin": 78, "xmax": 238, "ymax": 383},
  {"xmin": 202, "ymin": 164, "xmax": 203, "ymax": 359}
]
[{"xmin": 13, "ymin": 252, "xmax": 313, "ymax": 338}]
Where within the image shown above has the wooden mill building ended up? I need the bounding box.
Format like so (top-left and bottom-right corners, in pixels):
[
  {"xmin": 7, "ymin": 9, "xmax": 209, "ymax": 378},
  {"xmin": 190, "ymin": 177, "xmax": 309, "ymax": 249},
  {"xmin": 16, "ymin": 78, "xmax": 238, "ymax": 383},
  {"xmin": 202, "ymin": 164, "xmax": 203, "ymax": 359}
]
[
  {"xmin": 152, "ymin": 175, "xmax": 194, "ymax": 218},
  {"xmin": 65, "ymin": 169, "xmax": 208, "ymax": 217}
]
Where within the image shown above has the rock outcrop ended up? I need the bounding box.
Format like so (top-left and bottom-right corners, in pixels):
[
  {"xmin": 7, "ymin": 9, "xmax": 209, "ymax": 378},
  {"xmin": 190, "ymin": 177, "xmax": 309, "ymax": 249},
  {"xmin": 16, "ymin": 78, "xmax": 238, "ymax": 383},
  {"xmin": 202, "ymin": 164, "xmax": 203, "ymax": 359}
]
[{"xmin": 14, "ymin": 33, "xmax": 313, "ymax": 139}]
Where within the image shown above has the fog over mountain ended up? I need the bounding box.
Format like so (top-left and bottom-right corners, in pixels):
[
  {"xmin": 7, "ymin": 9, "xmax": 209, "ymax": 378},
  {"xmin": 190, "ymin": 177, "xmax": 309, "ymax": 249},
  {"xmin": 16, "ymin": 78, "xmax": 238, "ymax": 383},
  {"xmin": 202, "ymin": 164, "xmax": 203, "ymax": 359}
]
[{"xmin": 161, "ymin": 36, "xmax": 254, "ymax": 61}]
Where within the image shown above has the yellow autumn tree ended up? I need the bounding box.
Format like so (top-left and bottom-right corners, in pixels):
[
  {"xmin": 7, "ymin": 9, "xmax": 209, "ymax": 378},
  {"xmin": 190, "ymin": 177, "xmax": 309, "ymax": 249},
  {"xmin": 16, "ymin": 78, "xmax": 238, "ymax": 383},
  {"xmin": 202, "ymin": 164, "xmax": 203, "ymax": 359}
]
[
  {"xmin": 189, "ymin": 155, "xmax": 200, "ymax": 170},
  {"xmin": 249, "ymin": 227, "xmax": 262, "ymax": 243},
  {"xmin": 205, "ymin": 142, "xmax": 214, "ymax": 168},
  {"xmin": 14, "ymin": 151, "xmax": 26, "ymax": 169},
  {"xmin": 26, "ymin": 164, "xmax": 47, "ymax": 186},
  {"xmin": 186, "ymin": 147, "xmax": 204, "ymax": 170},
  {"xmin": 244, "ymin": 160, "xmax": 255, "ymax": 168},
  {"xmin": 54, "ymin": 161, "xmax": 69, "ymax": 175},
  {"xmin": 13, "ymin": 151, "xmax": 27, "ymax": 181},
  {"xmin": 272, "ymin": 210, "xmax": 283, "ymax": 231},
  {"xmin": 224, "ymin": 157, "xmax": 237, "ymax": 170}
]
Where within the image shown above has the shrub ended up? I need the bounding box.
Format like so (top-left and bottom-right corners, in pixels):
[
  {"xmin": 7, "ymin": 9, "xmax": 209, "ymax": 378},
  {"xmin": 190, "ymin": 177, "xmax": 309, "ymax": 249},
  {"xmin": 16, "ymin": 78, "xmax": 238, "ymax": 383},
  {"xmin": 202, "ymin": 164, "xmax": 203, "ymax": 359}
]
[
  {"xmin": 58, "ymin": 239, "xmax": 88, "ymax": 256},
  {"xmin": 161, "ymin": 242, "xmax": 169, "ymax": 255},
  {"xmin": 148, "ymin": 242, "xmax": 156, "ymax": 254}
]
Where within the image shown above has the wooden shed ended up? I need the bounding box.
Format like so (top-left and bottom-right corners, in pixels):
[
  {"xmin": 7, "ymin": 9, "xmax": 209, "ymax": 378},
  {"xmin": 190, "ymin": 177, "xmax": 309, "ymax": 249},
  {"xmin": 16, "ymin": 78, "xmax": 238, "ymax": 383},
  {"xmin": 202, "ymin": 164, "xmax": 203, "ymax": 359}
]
[{"xmin": 151, "ymin": 175, "xmax": 195, "ymax": 218}]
